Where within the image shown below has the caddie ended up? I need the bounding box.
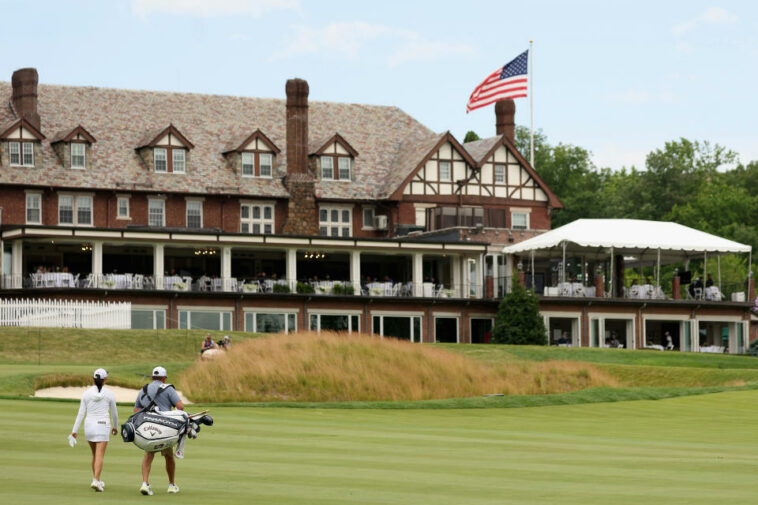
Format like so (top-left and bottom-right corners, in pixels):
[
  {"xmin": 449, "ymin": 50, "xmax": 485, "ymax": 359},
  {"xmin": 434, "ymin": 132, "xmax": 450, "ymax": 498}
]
[{"xmin": 133, "ymin": 366, "xmax": 185, "ymax": 496}]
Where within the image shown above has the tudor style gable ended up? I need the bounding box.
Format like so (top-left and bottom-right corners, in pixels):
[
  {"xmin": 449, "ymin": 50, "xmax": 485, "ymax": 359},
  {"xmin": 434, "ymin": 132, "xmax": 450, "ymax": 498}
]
[
  {"xmin": 136, "ymin": 124, "xmax": 194, "ymax": 174},
  {"xmin": 0, "ymin": 118, "xmax": 45, "ymax": 168},
  {"xmin": 50, "ymin": 125, "xmax": 96, "ymax": 170},
  {"xmin": 311, "ymin": 133, "xmax": 358, "ymax": 182},
  {"xmin": 398, "ymin": 132, "xmax": 477, "ymax": 197},
  {"xmin": 223, "ymin": 129, "xmax": 281, "ymax": 178}
]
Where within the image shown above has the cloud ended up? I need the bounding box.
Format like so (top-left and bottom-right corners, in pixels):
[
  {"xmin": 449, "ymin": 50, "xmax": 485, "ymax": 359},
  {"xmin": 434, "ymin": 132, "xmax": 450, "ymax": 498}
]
[
  {"xmin": 270, "ymin": 21, "xmax": 474, "ymax": 65},
  {"xmin": 132, "ymin": 0, "xmax": 299, "ymax": 19},
  {"xmin": 592, "ymin": 143, "xmax": 648, "ymax": 171},
  {"xmin": 672, "ymin": 7, "xmax": 738, "ymax": 36}
]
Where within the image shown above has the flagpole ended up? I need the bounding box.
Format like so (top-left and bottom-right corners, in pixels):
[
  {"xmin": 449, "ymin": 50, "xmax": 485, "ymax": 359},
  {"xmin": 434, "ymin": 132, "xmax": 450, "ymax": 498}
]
[{"xmin": 529, "ymin": 39, "xmax": 534, "ymax": 169}]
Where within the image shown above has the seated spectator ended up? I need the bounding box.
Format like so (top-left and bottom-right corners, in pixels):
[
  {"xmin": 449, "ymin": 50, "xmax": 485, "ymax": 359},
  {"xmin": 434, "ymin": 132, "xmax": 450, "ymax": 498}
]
[
  {"xmin": 217, "ymin": 335, "xmax": 231, "ymax": 350},
  {"xmin": 556, "ymin": 332, "xmax": 570, "ymax": 345},
  {"xmin": 664, "ymin": 331, "xmax": 674, "ymax": 350},
  {"xmin": 200, "ymin": 334, "xmax": 217, "ymax": 355},
  {"xmin": 689, "ymin": 277, "xmax": 703, "ymax": 298},
  {"xmin": 705, "ymin": 274, "xmax": 714, "ymax": 287}
]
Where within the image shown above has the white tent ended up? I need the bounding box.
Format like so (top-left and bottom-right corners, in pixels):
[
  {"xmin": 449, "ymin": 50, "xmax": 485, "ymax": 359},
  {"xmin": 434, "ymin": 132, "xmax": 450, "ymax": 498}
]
[{"xmin": 503, "ymin": 219, "xmax": 751, "ymax": 260}]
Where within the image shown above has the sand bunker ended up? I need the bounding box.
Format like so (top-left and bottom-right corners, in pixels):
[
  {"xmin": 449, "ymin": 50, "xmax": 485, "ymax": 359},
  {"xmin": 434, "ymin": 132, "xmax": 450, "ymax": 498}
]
[{"xmin": 34, "ymin": 385, "xmax": 191, "ymax": 404}]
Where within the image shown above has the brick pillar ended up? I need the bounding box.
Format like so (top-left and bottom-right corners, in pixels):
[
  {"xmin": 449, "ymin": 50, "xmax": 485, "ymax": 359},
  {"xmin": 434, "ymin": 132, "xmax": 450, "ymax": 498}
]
[
  {"xmin": 749, "ymin": 278, "xmax": 755, "ymax": 302},
  {"xmin": 12, "ymin": 68, "xmax": 40, "ymax": 130},
  {"xmin": 594, "ymin": 274, "xmax": 604, "ymax": 298},
  {"xmin": 672, "ymin": 276, "xmax": 681, "ymax": 299},
  {"xmin": 495, "ymin": 99, "xmax": 515, "ymax": 143},
  {"xmin": 518, "ymin": 271, "xmax": 526, "ymax": 287}
]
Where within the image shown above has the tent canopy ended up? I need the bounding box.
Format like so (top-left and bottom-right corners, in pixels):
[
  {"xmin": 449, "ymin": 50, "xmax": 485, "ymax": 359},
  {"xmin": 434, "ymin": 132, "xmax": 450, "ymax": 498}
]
[{"xmin": 503, "ymin": 219, "xmax": 751, "ymax": 262}]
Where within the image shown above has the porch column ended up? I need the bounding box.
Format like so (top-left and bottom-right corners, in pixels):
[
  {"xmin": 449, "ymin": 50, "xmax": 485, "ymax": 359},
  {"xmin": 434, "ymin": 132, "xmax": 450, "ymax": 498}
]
[
  {"xmin": 475, "ymin": 254, "xmax": 483, "ymax": 298},
  {"xmin": 91, "ymin": 241, "xmax": 103, "ymax": 288},
  {"xmin": 505, "ymin": 254, "xmax": 513, "ymax": 294},
  {"xmin": 451, "ymin": 255, "xmax": 462, "ymax": 297},
  {"xmin": 463, "ymin": 256, "xmax": 471, "ymax": 298},
  {"xmin": 350, "ymin": 250, "xmax": 361, "ymax": 295},
  {"xmin": 221, "ymin": 246, "xmax": 232, "ymax": 292},
  {"xmin": 286, "ymin": 248, "xmax": 297, "ymax": 291},
  {"xmin": 412, "ymin": 252, "xmax": 423, "ymax": 297},
  {"xmin": 11, "ymin": 240, "xmax": 23, "ymax": 289},
  {"xmin": 153, "ymin": 244, "xmax": 164, "ymax": 291}
]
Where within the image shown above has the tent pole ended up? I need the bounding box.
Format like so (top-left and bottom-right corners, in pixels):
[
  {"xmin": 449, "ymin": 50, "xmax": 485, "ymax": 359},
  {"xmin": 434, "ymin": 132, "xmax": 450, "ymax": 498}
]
[
  {"xmin": 703, "ymin": 252, "xmax": 707, "ymax": 292},
  {"xmin": 609, "ymin": 247, "xmax": 614, "ymax": 298},
  {"xmin": 657, "ymin": 248, "xmax": 661, "ymax": 290},
  {"xmin": 562, "ymin": 241, "xmax": 567, "ymax": 285},
  {"xmin": 530, "ymin": 250, "xmax": 535, "ymax": 290},
  {"xmin": 717, "ymin": 256, "xmax": 721, "ymax": 290}
]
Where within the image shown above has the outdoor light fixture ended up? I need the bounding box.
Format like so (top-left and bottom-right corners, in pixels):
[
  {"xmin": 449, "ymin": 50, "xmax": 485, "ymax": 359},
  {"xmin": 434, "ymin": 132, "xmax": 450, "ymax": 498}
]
[
  {"xmin": 194, "ymin": 248, "xmax": 217, "ymax": 256},
  {"xmin": 81, "ymin": 242, "xmax": 92, "ymax": 252},
  {"xmin": 303, "ymin": 251, "xmax": 326, "ymax": 260}
]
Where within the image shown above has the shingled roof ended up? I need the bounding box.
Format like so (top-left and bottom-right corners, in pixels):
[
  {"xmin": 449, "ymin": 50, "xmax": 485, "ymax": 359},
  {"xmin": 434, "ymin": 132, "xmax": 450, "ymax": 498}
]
[{"xmin": 0, "ymin": 82, "xmax": 434, "ymax": 199}]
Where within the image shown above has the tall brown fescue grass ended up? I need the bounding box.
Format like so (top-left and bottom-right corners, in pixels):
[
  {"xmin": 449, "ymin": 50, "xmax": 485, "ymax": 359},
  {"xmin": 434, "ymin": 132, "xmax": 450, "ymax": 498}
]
[{"xmin": 179, "ymin": 332, "xmax": 618, "ymax": 403}]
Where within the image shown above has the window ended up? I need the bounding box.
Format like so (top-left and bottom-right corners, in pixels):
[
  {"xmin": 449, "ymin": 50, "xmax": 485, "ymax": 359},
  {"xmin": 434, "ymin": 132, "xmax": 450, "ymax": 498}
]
[
  {"xmin": 241, "ymin": 152, "xmax": 254, "ymax": 177},
  {"xmin": 179, "ymin": 310, "xmax": 232, "ymax": 330},
  {"xmin": 148, "ymin": 199, "xmax": 165, "ymax": 227},
  {"xmin": 117, "ymin": 197, "xmax": 130, "ymax": 219},
  {"xmin": 362, "ymin": 207, "xmax": 375, "ymax": 229},
  {"xmin": 319, "ymin": 206, "xmax": 351, "ymax": 237},
  {"xmin": 372, "ymin": 315, "xmax": 422, "ymax": 342},
  {"xmin": 511, "ymin": 211, "xmax": 529, "ymax": 230},
  {"xmin": 71, "ymin": 143, "xmax": 86, "ymax": 169},
  {"xmin": 131, "ymin": 309, "xmax": 166, "ymax": 329},
  {"xmin": 260, "ymin": 153, "xmax": 273, "ymax": 178},
  {"xmin": 439, "ymin": 160, "xmax": 451, "ymax": 181},
  {"xmin": 9, "ymin": 142, "xmax": 34, "ymax": 167},
  {"xmin": 186, "ymin": 200, "xmax": 203, "ymax": 228},
  {"xmin": 172, "ymin": 149, "xmax": 186, "ymax": 173},
  {"xmin": 338, "ymin": 157, "xmax": 351, "ymax": 180},
  {"xmin": 321, "ymin": 156, "xmax": 333, "ymax": 179},
  {"xmin": 240, "ymin": 202, "xmax": 274, "ymax": 234},
  {"xmin": 244, "ymin": 312, "xmax": 297, "ymax": 333},
  {"xmin": 154, "ymin": 148, "xmax": 167, "ymax": 172},
  {"xmin": 58, "ymin": 195, "xmax": 92, "ymax": 226},
  {"xmin": 26, "ymin": 193, "xmax": 41, "ymax": 224},
  {"xmin": 309, "ymin": 313, "xmax": 360, "ymax": 333},
  {"xmin": 494, "ymin": 164, "xmax": 505, "ymax": 183},
  {"xmin": 434, "ymin": 316, "xmax": 459, "ymax": 343}
]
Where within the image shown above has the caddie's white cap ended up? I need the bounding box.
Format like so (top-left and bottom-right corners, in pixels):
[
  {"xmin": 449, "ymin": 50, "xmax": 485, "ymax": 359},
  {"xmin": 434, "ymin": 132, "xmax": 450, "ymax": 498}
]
[
  {"xmin": 152, "ymin": 366, "xmax": 167, "ymax": 378},
  {"xmin": 93, "ymin": 368, "xmax": 108, "ymax": 379}
]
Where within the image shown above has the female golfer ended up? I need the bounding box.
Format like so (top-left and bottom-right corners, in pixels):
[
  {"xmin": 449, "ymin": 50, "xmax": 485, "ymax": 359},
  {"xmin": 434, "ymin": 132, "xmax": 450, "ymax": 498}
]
[{"xmin": 70, "ymin": 368, "xmax": 119, "ymax": 492}]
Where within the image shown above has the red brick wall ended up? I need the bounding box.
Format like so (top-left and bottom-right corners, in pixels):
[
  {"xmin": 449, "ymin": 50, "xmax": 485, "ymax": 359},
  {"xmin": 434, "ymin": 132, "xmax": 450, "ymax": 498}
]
[{"xmin": 0, "ymin": 187, "xmax": 26, "ymax": 224}]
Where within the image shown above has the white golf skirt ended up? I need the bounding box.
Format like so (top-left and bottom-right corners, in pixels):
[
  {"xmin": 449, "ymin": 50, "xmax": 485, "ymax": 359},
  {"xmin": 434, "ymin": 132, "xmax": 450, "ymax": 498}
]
[{"xmin": 84, "ymin": 418, "xmax": 111, "ymax": 442}]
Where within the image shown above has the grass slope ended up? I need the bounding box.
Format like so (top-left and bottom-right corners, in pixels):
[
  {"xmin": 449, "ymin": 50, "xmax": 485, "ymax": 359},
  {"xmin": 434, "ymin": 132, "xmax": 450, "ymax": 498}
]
[{"xmin": 3, "ymin": 391, "xmax": 758, "ymax": 504}]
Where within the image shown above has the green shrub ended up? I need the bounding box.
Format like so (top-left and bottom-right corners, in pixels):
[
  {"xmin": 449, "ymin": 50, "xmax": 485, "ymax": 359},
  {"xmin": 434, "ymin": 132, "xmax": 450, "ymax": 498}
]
[
  {"xmin": 273, "ymin": 284, "xmax": 290, "ymax": 293},
  {"xmin": 748, "ymin": 339, "xmax": 758, "ymax": 357},
  {"xmin": 332, "ymin": 283, "xmax": 345, "ymax": 295},
  {"xmin": 492, "ymin": 279, "xmax": 547, "ymax": 345},
  {"xmin": 296, "ymin": 282, "xmax": 314, "ymax": 294}
]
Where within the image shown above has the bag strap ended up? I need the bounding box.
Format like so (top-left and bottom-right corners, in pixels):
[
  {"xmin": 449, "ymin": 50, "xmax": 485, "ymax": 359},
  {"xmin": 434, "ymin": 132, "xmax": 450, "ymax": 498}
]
[{"xmin": 141, "ymin": 383, "xmax": 175, "ymax": 411}]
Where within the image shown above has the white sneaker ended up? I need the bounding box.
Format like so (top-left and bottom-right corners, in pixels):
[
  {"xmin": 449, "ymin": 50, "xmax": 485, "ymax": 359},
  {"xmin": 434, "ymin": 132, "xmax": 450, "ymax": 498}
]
[
  {"xmin": 140, "ymin": 483, "xmax": 153, "ymax": 496},
  {"xmin": 167, "ymin": 484, "xmax": 179, "ymax": 494},
  {"xmin": 96, "ymin": 481, "xmax": 104, "ymax": 492},
  {"xmin": 90, "ymin": 479, "xmax": 99, "ymax": 491}
]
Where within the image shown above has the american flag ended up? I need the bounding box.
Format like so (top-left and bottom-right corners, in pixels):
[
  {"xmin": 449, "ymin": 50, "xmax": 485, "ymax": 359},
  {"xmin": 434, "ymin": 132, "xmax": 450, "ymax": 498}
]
[{"xmin": 466, "ymin": 50, "xmax": 529, "ymax": 113}]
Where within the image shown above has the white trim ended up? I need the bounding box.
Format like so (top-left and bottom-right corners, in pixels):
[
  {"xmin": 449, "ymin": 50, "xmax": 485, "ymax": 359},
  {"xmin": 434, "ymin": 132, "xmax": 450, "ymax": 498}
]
[
  {"xmin": 57, "ymin": 193, "xmax": 94, "ymax": 227},
  {"xmin": 242, "ymin": 307, "xmax": 300, "ymax": 314},
  {"xmin": 148, "ymin": 198, "xmax": 165, "ymax": 227},
  {"xmin": 186, "ymin": 199, "xmax": 203, "ymax": 228},
  {"xmin": 116, "ymin": 196, "xmax": 131, "ymax": 220},
  {"xmin": 361, "ymin": 206, "xmax": 376, "ymax": 230},
  {"xmin": 177, "ymin": 305, "xmax": 235, "ymax": 310},
  {"xmin": 24, "ymin": 190, "xmax": 42, "ymax": 225},
  {"xmin": 511, "ymin": 210, "xmax": 530, "ymax": 230},
  {"xmin": 243, "ymin": 310, "xmax": 298, "ymax": 333},
  {"xmin": 132, "ymin": 304, "xmax": 169, "ymax": 310},
  {"xmin": 172, "ymin": 149, "xmax": 186, "ymax": 173},
  {"xmin": 70, "ymin": 143, "xmax": 86, "ymax": 169},
  {"xmin": 154, "ymin": 147, "xmax": 167, "ymax": 172},
  {"xmin": 433, "ymin": 314, "xmax": 460, "ymax": 343},
  {"xmin": 319, "ymin": 204, "xmax": 353, "ymax": 238},
  {"xmin": 307, "ymin": 309, "xmax": 362, "ymax": 316},
  {"xmin": 240, "ymin": 201, "xmax": 275, "ymax": 235},
  {"xmin": 370, "ymin": 310, "xmax": 424, "ymax": 317}
]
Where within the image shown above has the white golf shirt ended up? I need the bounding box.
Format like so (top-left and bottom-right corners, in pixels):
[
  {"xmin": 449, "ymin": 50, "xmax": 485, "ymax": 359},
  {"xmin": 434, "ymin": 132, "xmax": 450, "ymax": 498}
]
[{"xmin": 71, "ymin": 386, "xmax": 118, "ymax": 434}]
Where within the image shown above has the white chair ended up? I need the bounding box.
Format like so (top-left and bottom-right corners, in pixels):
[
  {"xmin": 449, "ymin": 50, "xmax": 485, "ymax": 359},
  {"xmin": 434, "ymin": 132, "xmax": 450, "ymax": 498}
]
[
  {"xmin": 30, "ymin": 273, "xmax": 43, "ymax": 288},
  {"xmin": 72, "ymin": 273, "xmax": 80, "ymax": 288},
  {"xmin": 84, "ymin": 273, "xmax": 95, "ymax": 288},
  {"xmin": 132, "ymin": 274, "xmax": 144, "ymax": 289}
]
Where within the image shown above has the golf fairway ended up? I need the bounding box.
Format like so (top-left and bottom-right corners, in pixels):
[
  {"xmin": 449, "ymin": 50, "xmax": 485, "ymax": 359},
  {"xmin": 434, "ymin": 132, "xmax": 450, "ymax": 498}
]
[{"xmin": 2, "ymin": 391, "xmax": 757, "ymax": 504}]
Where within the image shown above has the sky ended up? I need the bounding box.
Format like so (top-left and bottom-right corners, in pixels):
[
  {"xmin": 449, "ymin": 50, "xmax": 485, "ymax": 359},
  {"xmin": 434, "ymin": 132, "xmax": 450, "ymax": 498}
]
[{"xmin": 1, "ymin": 0, "xmax": 756, "ymax": 171}]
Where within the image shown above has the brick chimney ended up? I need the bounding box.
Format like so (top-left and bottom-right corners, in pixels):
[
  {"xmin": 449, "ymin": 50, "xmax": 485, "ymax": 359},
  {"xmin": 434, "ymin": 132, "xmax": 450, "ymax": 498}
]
[
  {"xmin": 12, "ymin": 68, "xmax": 40, "ymax": 130},
  {"xmin": 495, "ymin": 99, "xmax": 515, "ymax": 144},
  {"xmin": 282, "ymin": 78, "xmax": 318, "ymax": 236}
]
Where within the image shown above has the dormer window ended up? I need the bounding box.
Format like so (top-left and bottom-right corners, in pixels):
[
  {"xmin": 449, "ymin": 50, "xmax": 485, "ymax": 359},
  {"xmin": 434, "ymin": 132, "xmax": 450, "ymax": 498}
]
[
  {"xmin": 223, "ymin": 130, "xmax": 279, "ymax": 178},
  {"xmin": 136, "ymin": 124, "xmax": 194, "ymax": 174},
  {"xmin": 311, "ymin": 134, "xmax": 358, "ymax": 182},
  {"xmin": 1, "ymin": 118, "xmax": 45, "ymax": 168},
  {"xmin": 50, "ymin": 125, "xmax": 96, "ymax": 170},
  {"xmin": 71, "ymin": 143, "xmax": 86, "ymax": 169}
]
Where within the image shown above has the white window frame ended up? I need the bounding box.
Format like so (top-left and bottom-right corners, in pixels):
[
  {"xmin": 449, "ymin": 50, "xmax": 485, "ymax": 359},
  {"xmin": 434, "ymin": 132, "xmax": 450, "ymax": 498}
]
[
  {"xmin": 178, "ymin": 309, "xmax": 233, "ymax": 331},
  {"xmin": 320, "ymin": 156, "xmax": 334, "ymax": 180},
  {"xmin": 186, "ymin": 199, "xmax": 203, "ymax": 228},
  {"xmin": 362, "ymin": 206, "xmax": 375, "ymax": 230},
  {"xmin": 511, "ymin": 211, "xmax": 530, "ymax": 230},
  {"xmin": 154, "ymin": 148, "xmax": 167, "ymax": 173},
  {"xmin": 439, "ymin": 160, "xmax": 451, "ymax": 181},
  {"xmin": 116, "ymin": 196, "xmax": 130, "ymax": 219},
  {"xmin": 240, "ymin": 201, "xmax": 275, "ymax": 235},
  {"xmin": 433, "ymin": 314, "xmax": 460, "ymax": 344},
  {"xmin": 25, "ymin": 191, "xmax": 42, "ymax": 225},
  {"xmin": 371, "ymin": 312, "xmax": 424, "ymax": 343},
  {"xmin": 22, "ymin": 142, "xmax": 34, "ymax": 166},
  {"xmin": 58, "ymin": 193, "xmax": 93, "ymax": 226},
  {"xmin": 494, "ymin": 164, "xmax": 505, "ymax": 184},
  {"xmin": 9, "ymin": 141, "xmax": 34, "ymax": 167},
  {"xmin": 244, "ymin": 310, "xmax": 298, "ymax": 333},
  {"xmin": 338, "ymin": 157, "xmax": 351, "ymax": 180},
  {"xmin": 131, "ymin": 307, "xmax": 167, "ymax": 330},
  {"xmin": 70, "ymin": 143, "xmax": 86, "ymax": 169},
  {"xmin": 172, "ymin": 149, "xmax": 186, "ymax": 173},
  {"xmin": 308, "ymin": 310, "xmax": 361, "ymax": 334},
  {"xmin": 319, "ymin": 204, "xmax": 352, "ymax": 237},
  {"xmin": 241, "ymin": 152, "xmax": 255, "ymax": 177},
  {"xmin": 259, "ymin": 153, "xmax": 273, "ymax": 178},
  {"xmin": 148, "ymin": 198, "xmax": 165, "ymax": 227}
]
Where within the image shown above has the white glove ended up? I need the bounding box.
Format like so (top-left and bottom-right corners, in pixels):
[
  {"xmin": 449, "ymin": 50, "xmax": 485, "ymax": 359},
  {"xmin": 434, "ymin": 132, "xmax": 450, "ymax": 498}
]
[{"xmin": 68, "ymin": 434, "xmax": 77, "ymax": 448}]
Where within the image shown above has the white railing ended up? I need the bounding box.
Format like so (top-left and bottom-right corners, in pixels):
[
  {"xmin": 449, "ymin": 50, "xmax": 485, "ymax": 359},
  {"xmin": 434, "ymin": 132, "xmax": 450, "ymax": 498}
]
[{"xmin": 0, "ymin": 298, "xmax": 131, "ymax": 329}]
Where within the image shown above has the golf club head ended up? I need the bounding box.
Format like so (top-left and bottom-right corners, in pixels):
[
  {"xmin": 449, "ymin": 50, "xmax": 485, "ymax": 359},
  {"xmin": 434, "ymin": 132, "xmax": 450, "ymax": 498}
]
[{"xmin": 198, "ymin": 414, "xmax": 213, "ymax": 426}]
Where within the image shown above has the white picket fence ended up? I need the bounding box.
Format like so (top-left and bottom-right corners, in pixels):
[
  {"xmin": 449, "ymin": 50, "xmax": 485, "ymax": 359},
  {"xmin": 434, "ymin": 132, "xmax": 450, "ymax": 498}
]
[{"xmin": 0, "ymin": 299, "xmax": 131, "ymax": 329}]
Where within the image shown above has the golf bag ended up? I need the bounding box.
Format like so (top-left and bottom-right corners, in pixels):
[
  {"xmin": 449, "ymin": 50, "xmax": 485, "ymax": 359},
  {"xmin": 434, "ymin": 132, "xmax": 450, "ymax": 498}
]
[{"xmin": 121, "ymin": 383, "xmax": 213, "ymax": 457}]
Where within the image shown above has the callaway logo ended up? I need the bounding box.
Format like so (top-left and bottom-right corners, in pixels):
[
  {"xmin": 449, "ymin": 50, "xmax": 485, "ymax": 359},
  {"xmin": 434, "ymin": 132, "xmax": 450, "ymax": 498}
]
[{"xmin": 142, "ymin": 425, "xmax": 163, "ymax": 436}]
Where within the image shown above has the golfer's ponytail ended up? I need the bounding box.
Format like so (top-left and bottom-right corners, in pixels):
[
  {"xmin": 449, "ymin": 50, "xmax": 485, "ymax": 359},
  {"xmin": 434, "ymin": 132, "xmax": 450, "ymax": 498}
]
[{"xmin": 94, "ymin": 377, "xmax": 104, "ymax": 392}]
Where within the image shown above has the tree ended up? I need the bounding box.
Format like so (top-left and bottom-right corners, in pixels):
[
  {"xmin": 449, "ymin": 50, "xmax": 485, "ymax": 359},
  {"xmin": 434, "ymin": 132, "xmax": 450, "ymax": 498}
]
[
  {"xmin": 492, "ymin": 280, "xmax": 547, "ymax": 345},
  {"xmin": 463, "ymin": 130, "xmax": 480, "ymax": 143}
]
